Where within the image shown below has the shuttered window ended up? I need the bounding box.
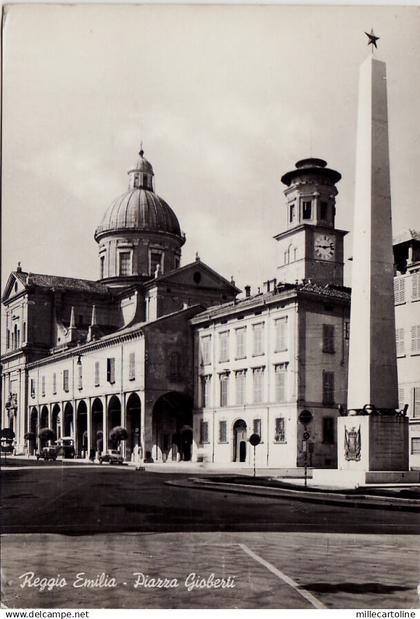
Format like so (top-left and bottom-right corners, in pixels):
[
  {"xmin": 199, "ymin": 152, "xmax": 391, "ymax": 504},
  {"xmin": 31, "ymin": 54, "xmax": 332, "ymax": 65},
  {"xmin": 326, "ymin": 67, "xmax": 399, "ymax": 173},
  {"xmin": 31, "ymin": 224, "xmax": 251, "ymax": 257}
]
[
  {"xmin": 63, "ymin": 369, "xmax": 69, "ymax": 392},
  {"xmin": 95, "ymin": 362, "xmax": 100, "ymax": 387},
  {"xmin": 129, "ymin": 353, "xmax": 136, "ymax": 381},
  {"xmin": 394, "ymin": 277, "xmax": 405, "ymax": 304},
  {"xmin": 107, "ymin": 358, "xmax": 115, "ymax": 384},
  {"xmin": 322, "ymin": 371, "xmax": 335, "ymax": 404},
  {"xmin": 219, "ymin": 421, "xmax": 227, "ymax": 443}
]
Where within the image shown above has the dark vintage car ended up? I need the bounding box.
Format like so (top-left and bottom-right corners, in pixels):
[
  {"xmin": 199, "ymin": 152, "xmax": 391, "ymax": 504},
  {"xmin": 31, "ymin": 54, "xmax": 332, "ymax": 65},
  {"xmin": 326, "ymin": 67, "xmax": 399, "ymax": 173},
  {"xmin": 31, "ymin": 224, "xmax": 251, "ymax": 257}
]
[
  {"xmin": 36, "ymin": 446, "xmax": 58, "ymax": 461},
  {"xmin": 36, "ymin": 439, "xmax": 75, "ymax": 461},
  {"xmin": 99, "ymin": 449, "xmax": 124, "ymax": 465}
]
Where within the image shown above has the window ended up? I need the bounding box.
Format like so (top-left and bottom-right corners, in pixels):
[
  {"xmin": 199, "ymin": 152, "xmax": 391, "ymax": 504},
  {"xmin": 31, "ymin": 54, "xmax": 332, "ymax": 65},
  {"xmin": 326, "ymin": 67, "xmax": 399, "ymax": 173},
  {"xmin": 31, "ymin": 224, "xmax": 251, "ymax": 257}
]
[
  {"xmin": 174, "ymin": 257, "xmax": 180, "ymax": 270},
  {"xmin": 274, "ymin": 364, "xmax": 287, "ymax": 402},
  {"xmin": 119, "ymin": 251, "xmax": 131, "ymax": 276},
  {"xmin": 289, "ymin": 204, "xmax": 295, "ymax": 223},
  {"xmin": 274, "ymin": 417, "xmax": 285, "ymax": 443},
  {"xmin": 322, "ymin": 417, "xmax": 335, "ymax": 444},
  {"xmin": 6, "ymin": 329, "xmax": 10, "ymax": 349},
  {"xmin": 23, "ymin": 322, "xmax": 26, "ymax": 342},
  {"xmin": 396, "ymin": 328, "xmax": 405, "ymax": 356},
  {"xmin": 78, "ymin": 364, "xmax": 83, "ymax": 390},
  {"xmin": 129, "ymin": 352, "xmax": 136, "ymax": 381},
  {"xmin": 100, "ymin": 255, "xmax": 105, "ymax": 279},
  {"xmin": 302, "ymin": 200, "xmax": 312, "ymax": 220},
  {"xmin": 52, "ymin": 373, "xmax": 57, "ymax": 395},
  {"xmin": 235, "ymin": 327, "xmax": 246, "ymax": 359},
  {"xmin": 411, "ymin": 438, "xmax": 420, "ymax": 455},
  {"xmin": 320, "ymin": 201, "xmax": 328, "ymax": 220},
  {"xmin": 253, "ymin": 418, "xmax": 261, "ymax": 437},
  {"xmin": 63, "ymin": 369, "xmax": 69, "ymax": 392},
  {"xmin": 169, "ymin": 352, "xmax": 180, "ymax": 381},
  {"xmin": 219, "ymin": 331, "xmax": 230, "ymax": 362},
  {"xmin": 414, "ymin": 388, "xmax": 420, "ymax": 419},
  {"xmin": 41, "ymin": 376, "xmax": 46, "ymax": 397},
  {"xmin": 219, "ymin": 373, "xmax": 229, "ymax": 407},
  {"xmin": 30, "ymin": 379, "xmax": 35, "ymax": 398},
  {"xmin": 219, "ymin": 421, "xmax": 227, "ymax": 443},
  {"xmin": 107, "ymin": 357, "xmax": 115, "ymax": 384},
  {"xmin": 235, "ymin": 370, "xmax": 246, "ymax": 406},
  {"xmin": 253, "ymin": 367, "xmax": 264, "ymax": 404},
  {"xmin": 411, "ymin": 326, "xmax": 420, "ymax": 354},
  {"xmin": 201, "ymin": 335, "xmax": 212, "ymax": 365},
  {"xmin": 322, "ymin": 371, "xmax": 335, "ymax": 404},
  {"xmin": 398, "ymin": 387, "xmax": 405, "ymax": 408},
  {"xmin": 150, "ymin": 251, "xmax": 162, "ymax": 275},
  {"xmin": 344, "ymin": 321, "xmax": 350, "ymax": 340},
  {"xmin": 201, "ymin": 375, "xmax": 211, "ymax": 408},
  {"xmin": 322, "ymin": 324, "xmax": 335, "ymax": 353},
  {"xmin": 274, "ymin": 317, "xmax": 288, "ymax": 351},
  {"xmin": 412, "ymin": 272, "xmax": 420, "ymax": 301},
  {"xmin": 253, "ymin": 323, "xmax": 264, "ymax": 356},
  {"xmin": 94, "ymin": 362, "xmax": 100, "ymax": 387},
  {"xmin": 394, "ymin": 277, "xmax": 405, "ymax": 304},
  {"xmin": 200, "ymin": 420, "xmax": 209, "ymax": 444}
]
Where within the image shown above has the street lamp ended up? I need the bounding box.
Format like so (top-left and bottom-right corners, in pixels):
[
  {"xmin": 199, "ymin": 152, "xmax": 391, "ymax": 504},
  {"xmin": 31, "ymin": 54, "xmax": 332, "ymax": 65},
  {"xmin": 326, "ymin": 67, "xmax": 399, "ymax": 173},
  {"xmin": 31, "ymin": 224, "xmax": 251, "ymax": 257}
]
[{"xmin": 298, "ymin": 409, "xmax": 313, "ymax": 488}]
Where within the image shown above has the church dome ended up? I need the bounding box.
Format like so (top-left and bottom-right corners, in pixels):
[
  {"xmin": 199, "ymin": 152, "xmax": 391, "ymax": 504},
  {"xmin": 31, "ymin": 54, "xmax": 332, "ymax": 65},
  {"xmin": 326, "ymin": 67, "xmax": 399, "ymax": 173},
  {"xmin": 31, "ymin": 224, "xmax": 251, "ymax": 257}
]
[
  {"xmin": 94, "ymin": 149, "xmax": 183, "ymax": 242},
  {"xmin": 95, "ymin": 189, "xmax": 182, "ymax": 240}
]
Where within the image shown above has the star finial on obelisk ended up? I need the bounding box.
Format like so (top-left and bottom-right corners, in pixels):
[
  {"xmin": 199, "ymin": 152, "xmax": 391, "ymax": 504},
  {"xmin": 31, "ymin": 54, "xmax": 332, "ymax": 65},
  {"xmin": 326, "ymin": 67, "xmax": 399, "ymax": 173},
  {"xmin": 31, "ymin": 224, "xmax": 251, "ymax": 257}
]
[{"xmin": 365, "ymin": 28, "xmax": 380, "ymax": 52}]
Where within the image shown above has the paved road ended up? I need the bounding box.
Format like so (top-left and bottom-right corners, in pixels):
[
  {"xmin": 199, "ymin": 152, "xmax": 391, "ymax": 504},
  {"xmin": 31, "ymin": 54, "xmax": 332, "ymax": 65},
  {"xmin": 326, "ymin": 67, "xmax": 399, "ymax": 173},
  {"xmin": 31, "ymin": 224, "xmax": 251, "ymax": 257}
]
[
  {"xmin": 1, "ymin": 464, "xmax": 419, "ymax": 609},
  {"xmin": 1, "ymin": 464, "xmax": 419, "ymax": 534}
]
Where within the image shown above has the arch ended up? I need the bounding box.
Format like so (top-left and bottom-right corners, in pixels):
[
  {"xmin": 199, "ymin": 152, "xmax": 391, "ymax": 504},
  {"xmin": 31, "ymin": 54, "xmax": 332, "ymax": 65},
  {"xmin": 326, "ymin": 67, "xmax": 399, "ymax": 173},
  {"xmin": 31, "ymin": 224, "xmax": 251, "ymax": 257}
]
[
  {"xmin": 63, "ymin": 402, "xmax": 74, "ymax": 438},
  {"xmin": 126, "ymin": 392, "xmax": 141, "ymax": 461},
  {"xmin": 29, "ymin": 407, "xmax": 38, "ymax": 455},
  {"xmin": 92, "ymin": 398, "xmax": 104, "ymax": 455},
  {"xmin": 52, "ymin": 404, "xmax": 61, "ymax": 440},
  {"xmin": 233, "ymin": 419, "xmax": 247, "ymax": 463},
  {"xmin": 40, "ymin": 405, "xmax": 49, "ymax": 429},
  {"xmin": 76, "ymin": 400, "xmax": 88, "ymax": 457},
  {"xmin": 152, "ymin": 392, "xmax": 193, "ymax": 463},
  {"xmin": 107, "ymin": 395, "xmax": 121, "ymax": 449}
]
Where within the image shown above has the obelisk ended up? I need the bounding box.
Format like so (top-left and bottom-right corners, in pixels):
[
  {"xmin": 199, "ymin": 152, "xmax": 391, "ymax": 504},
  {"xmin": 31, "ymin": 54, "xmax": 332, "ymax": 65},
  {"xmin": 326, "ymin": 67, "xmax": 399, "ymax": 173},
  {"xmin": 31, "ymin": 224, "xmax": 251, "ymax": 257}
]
[
  {"xmin": 347, "ymin": 51, "xmax": 399, "ymax": 410},
  {"xmin": 313, "ymin": 36, "xmax": 418, "ymax": 486}
]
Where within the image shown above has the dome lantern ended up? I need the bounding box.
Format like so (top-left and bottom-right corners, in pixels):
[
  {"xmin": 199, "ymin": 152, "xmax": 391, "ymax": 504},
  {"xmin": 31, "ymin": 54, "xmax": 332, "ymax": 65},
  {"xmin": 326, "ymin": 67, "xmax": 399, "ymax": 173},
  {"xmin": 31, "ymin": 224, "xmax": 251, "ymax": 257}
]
[
  {"xmin": 128, "ymin": 147, "xmax": 155, "ymax": 191},
  {"xmin": 95, "ymin": 148, "xmax": 185, "ymax": 287}
]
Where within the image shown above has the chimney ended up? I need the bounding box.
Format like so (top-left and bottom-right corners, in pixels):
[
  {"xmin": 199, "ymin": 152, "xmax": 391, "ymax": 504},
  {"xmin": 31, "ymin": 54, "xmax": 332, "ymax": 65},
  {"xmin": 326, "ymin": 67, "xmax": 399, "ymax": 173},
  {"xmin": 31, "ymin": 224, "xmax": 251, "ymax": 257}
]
[{"xmin": 245, "ymin": 285, "xmax": 251, "ymax": 298}]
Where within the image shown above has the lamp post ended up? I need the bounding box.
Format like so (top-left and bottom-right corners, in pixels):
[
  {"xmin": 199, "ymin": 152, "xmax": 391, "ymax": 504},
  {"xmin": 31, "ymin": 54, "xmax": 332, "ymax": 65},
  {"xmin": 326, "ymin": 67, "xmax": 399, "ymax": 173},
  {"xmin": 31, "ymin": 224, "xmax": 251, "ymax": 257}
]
[
  {"xmin": 298, "ymin": 410, "xmax": 313, "ymax": 488},
  {"xmin": 249, "ymin": 433, "xmax": 261, "ymax": 477}
]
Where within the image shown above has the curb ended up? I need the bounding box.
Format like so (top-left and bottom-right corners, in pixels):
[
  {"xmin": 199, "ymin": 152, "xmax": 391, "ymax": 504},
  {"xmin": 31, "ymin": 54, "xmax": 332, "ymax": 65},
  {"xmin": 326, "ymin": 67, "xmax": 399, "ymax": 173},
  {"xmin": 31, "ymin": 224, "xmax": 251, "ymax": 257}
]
[{"xmin": 166, "ymin": 478, "xmax": 420, "ymax": 512}]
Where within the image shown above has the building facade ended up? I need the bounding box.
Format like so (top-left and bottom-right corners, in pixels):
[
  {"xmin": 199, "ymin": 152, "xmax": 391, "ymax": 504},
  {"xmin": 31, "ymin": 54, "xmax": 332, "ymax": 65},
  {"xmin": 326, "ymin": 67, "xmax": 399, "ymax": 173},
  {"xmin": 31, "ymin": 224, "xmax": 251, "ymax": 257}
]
[
  {"xmin": 2, "ymin": 150, "xmax": 418, "ymax": 469},
  {"xmin": 1, "ymin": 149, "xmax": 238, "ymax": 462},
  {"xmin": 394, "ymin": 230, "xmax": 420, "ymax": 469}
]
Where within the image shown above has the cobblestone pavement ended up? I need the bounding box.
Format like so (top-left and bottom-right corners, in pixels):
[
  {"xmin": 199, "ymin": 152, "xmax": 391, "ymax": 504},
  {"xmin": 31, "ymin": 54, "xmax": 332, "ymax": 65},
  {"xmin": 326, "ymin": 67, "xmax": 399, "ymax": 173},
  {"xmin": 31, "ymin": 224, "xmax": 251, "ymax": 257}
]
[{"xmin": 1, "ymin": 532, "xmax": 419, "ymax": 609}]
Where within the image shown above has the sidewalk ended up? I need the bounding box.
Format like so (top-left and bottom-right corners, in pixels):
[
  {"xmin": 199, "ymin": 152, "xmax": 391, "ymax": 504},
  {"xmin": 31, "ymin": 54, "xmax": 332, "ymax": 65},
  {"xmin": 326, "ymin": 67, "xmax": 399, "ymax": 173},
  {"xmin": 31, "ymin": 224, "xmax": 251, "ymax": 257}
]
[{"xmin": 166, "ymin": 476, "xmax": 420, "ymax": 512}]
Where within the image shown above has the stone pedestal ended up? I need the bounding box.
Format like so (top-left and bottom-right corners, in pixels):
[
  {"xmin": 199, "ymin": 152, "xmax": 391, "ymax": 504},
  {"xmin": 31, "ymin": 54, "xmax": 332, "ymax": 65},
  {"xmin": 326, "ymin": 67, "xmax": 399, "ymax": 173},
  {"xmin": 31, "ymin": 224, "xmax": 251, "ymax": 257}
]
[{"xmin": 313, "ymin": 415, "xmax": 420, "ymax": 487}]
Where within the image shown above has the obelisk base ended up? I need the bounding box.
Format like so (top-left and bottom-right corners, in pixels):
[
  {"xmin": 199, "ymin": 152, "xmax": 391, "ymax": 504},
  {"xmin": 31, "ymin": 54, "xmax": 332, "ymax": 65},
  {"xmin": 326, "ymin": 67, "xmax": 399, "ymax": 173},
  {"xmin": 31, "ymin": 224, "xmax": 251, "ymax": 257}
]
[{"xmin": 312, "ymin": 416, "xmax": 419, "ymax": 487}]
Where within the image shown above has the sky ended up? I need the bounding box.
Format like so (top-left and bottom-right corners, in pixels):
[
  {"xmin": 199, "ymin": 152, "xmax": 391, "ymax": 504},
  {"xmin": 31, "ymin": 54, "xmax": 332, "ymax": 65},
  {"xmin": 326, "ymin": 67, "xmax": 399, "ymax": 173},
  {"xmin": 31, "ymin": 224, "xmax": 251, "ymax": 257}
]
[{"xmin": 2, "ymin": 3, "xmax": 420, "ymax": 293}]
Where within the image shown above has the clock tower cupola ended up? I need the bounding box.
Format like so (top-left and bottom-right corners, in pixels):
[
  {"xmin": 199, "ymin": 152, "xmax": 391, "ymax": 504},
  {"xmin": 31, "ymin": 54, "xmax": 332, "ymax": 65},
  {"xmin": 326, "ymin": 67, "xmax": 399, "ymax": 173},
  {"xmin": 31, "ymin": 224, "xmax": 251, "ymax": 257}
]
[{"xmin": 275, "ymin": 158, "xmax": 348, "ymax": 286}]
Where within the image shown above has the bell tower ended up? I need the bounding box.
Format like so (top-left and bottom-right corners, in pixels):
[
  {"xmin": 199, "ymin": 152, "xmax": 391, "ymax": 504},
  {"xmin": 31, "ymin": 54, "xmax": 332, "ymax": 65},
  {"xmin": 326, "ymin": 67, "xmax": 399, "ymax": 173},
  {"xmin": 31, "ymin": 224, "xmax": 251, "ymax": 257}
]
[{"xmin": 275, "ymin": 158, "xmax": 348, "ymax": 286}]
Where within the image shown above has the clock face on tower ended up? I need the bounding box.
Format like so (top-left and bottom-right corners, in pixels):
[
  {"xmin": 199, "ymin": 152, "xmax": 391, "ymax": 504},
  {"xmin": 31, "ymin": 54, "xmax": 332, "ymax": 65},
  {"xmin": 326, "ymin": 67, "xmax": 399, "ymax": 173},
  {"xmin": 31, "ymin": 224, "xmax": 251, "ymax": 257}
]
[{"xmin": 314, "ymin": 233, "xmax": 336, "ymax": 261}]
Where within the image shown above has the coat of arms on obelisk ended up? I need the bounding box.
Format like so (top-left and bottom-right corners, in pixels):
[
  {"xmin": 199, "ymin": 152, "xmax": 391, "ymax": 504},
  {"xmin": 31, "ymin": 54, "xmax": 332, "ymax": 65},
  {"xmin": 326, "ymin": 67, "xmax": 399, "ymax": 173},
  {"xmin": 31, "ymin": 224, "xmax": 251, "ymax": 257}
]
[{"xmin": 344, "ymin": 426, "xmax": 361, "ymax": 461}]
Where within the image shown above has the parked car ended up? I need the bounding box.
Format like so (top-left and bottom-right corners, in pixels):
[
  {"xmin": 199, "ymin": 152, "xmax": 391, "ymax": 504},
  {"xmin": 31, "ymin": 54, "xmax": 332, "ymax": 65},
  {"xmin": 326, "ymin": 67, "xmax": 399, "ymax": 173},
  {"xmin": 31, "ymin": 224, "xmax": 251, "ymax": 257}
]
[
  {"xmin": 56, "ymin": 438, "xmax": 75, "ymax": 459},
  {"xmin": 36, "ymin": 446, "xmax": 58, "ymax": 461},
  {"xmin": 99, "ymin": 449, "xmax": 124, "ymax": 465}
]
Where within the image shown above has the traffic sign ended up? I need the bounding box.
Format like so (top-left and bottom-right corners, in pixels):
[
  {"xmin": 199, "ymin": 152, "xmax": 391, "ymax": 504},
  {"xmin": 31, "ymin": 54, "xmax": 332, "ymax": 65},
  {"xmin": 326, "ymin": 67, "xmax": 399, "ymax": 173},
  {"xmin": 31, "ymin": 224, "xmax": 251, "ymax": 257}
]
[
  {"xmin": 249, "ymin": 433, "xmax": 261, "ymax": 447},
  {"xmin": 303, "ymin": 431, "xmax": 310, "ymax": 440},
  {"xmin": 298, "ymin": 410, "xmax": 313, "ymax": 425}
]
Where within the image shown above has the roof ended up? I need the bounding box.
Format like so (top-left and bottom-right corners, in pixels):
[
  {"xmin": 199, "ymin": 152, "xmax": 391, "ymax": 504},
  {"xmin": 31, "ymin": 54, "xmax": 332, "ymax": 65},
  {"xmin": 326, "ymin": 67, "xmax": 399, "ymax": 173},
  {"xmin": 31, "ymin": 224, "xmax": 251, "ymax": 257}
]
[
  {"xmin": 192, "ymin": 280, "xmax": 350, "ymax": 323},
  {"xmin": 95, "ymin": 189, "xmax": 183, "ymax": 241},
  {"xmin": 393, "ymin": 229, "xmax": 420, "ymax": 246},
  {"xmin": 14, "ymin": 271, "xmax": 111, "ymax": 295},
  {"xmin": 281, "ymin": 158, "xmax": 341, "ymax": 187}
]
